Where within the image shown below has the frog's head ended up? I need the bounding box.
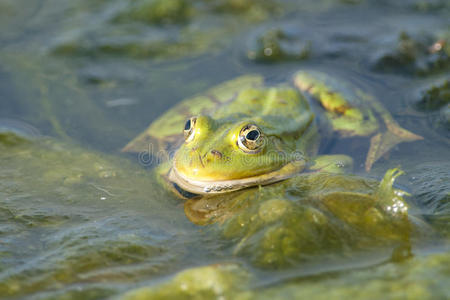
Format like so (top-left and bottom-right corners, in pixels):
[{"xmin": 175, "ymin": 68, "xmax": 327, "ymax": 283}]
[{"xmin": 168, "ymin": 114, "xmax": 306, "ymax": 197}]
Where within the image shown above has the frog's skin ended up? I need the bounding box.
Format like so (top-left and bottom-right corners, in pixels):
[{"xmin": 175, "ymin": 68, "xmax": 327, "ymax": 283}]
[{"xmin": 123, "ymin": 71, "xmax": 422, "ymax": 198}]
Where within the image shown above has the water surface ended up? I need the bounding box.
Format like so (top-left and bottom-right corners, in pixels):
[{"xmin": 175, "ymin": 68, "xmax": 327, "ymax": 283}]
[{"xmin": 0, "ymin": 0, "xmax": 449, "ymax": 299}]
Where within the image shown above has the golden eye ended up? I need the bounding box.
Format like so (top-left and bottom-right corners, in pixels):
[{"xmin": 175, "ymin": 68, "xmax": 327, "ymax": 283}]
[
  {"xmin": 183, "ymin": 117, "xmax": 197, "ymax": 143},
  {"xmin": 238, "ymin": 124, "xmax": 263, "ymax": 153}
]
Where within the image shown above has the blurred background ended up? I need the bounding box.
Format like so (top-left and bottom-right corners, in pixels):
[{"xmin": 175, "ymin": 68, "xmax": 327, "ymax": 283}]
[{"xmin": 1, "ymin": 0, "xmax": 448, "ymax": 153}]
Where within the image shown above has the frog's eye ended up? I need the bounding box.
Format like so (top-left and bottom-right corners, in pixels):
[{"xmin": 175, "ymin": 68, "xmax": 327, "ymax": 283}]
[
  {"xmin": 183, "ymin": 117, "xmax": 197, "ymax": 143},
  {"xmin": 238, "ymin": 124, "xmax": 263, "ymax": 153}
]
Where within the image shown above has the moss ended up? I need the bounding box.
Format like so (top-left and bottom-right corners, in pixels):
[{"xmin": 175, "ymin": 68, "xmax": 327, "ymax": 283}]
[
  {"xmin": 184, "ymin": 170, "xmax": 417, "ymax": 268},
  {"xmin": 45, "ymin": 0, "xmax": 289, "ymax": 62},
  {"xmin": 413, "ymin": 0, "xmax": 450, "ymax": 12},
  {"xmin": 372, "ymin": 31, "xmax": 450, "ymax": 76},
  {"xmin": 121, "ymin": 264, "xmax": 249, "ymax": 300},
  {"xmin": 119, "ymin": 252, "xmax": 450, "ymax": 300},
  {"xmin": 114, "ymin": 0, "xmax": 193, "ymax": 25},
  {"xmin": 416, "ymin": 80, "xmax": 450, "ymax": 111},
  {"xmin": 0, "ymin": 132, "xmax": 29, "ymax": 146},
  {"xmin": 0, "ymin": 135, "xmax": 184, "ymax": 298},
  {"xmin": 212, "ymin": 0, "xmax": 282, "ymax": 21},
  {"xmin": 256, "ymin": 252, "xmax": 450, "ymax": 300},
  {"xmin": 247, "ymin": 28, "xmax": 311, "ymax": 62}
]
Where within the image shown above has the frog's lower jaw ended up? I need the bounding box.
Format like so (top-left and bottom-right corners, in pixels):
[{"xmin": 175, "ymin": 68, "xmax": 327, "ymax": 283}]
[{"xmin": 168, "ymin": 160, "xmax": 306, "ymax": 196}]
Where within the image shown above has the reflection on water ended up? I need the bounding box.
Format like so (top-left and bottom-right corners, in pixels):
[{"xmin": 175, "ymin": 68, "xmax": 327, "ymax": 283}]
[{"xmin": 0, "ymin": 0, "xmax": 449, "ymax": 299}]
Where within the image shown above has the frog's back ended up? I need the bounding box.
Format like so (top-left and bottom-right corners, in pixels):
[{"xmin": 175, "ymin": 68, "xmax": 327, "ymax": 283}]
[
  {"xmin": 122, "ymin": 75, "xmax": 264, "ymax": 154},
  {"xmin": 123, "ymin": 75, "xmax": 314, "ymax": 155}
]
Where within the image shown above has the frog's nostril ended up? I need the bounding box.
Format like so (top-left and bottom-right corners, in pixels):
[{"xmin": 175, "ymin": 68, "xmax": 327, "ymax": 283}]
[{"xmin": 210, "ymin": 150, "xmax": 223, "ymax": 159}]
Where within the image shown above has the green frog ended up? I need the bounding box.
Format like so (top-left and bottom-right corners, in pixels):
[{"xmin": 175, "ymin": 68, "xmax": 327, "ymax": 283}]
[
  {"xmin": 123, "ymin": 71, "xmax": 422, "ymax": 199},
  {"xmin": 122, "ymin": 71, "xmax": 426, "ymax": 267}
]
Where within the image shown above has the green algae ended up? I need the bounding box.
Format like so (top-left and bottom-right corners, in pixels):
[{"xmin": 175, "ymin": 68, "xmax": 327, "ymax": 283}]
[
  {"xmin": 185, "ymin": 170, "xmax": 416, "ymax": 268},
  {"xmin": 416, "ymin": 80, "xmax": 450, "ymax": 111},
  {"xmin": 0, "ymin": 133, "xmax": 29, "ymax": 147},
  {"xmin": 247, "ymin": 28, "xmax": 311, "ymax": 62},
  {"xmin": 371, "ymin": 30, "xmax": 450, "ymax": 76},
  {"xmin": 41, "ymin": 0, "xmax": 289, "ymax": 61},
  {"xmin": 0, "ymin": 131, "xmax": 440, "ymax": 299},
  {"xmin": 121, "ymin": 264, "xmax": 249, "ymax": 300},
  {"xmin": 0, "ymin": 134, "xmax": 191, "ymax": 298},
  {"xmin": 256, "ymin": 252, "xmax": 450, "ymax": 300},
  {"xmin": 414, "ymin": 79, "xmax": 450, "ymax": 135},
  {"xmin": 114, "ymin": 0, "xmax": 194, "ymax": 25},
  {"xmin": 119, "ymin": 252, "xmax": 450, "ymax": 300}
]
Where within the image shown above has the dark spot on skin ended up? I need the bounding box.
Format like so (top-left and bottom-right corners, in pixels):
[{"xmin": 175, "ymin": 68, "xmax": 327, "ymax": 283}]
[
  {"xmin": 210, "ymin": 149, "xmax": 223, "ymax": 159},
  {"xmin": 197, "ymin": 152, "xmax": 205, "ymax": 167}
]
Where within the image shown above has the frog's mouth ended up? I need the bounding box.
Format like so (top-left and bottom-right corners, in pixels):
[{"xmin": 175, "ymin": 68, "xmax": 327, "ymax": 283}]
[{"xmin": 167, "ymin": 160, "xmax": 305, "ymax": 196}]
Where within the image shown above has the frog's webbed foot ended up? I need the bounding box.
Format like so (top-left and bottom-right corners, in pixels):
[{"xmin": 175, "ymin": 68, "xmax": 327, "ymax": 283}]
[
  {"xmin": 293, "ymin": 71, "xmax": 423, "ymax": 171},
  {"xmin": 366, "ymin": 121, "xmax": 423, "ymax": 171}
]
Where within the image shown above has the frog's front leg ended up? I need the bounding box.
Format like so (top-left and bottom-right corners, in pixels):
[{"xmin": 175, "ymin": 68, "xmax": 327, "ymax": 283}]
[
  {"xmin": 293, "ymin": 71, "xmax": 422, "ymax": 171},
  {"xmin": 309, "ymin": 154, "xmax": 353, "ymax": 174}
]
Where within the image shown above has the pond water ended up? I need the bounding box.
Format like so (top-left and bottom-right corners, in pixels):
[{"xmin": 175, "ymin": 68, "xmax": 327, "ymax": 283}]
[{"xmin": 0, "ymin": 0, "xmax": 449, "ymax": 299}]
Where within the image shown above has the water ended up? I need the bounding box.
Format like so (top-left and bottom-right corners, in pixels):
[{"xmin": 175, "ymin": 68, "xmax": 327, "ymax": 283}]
[{"xmin": 0, "ymin": 0, "xmax": 449, "ymax": 299}]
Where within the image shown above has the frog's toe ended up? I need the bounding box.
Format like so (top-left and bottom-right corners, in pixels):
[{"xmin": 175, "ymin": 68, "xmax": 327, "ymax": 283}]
[{"xmin": 365, "ymin": 124, "xmax": 423, "ymax": 171}]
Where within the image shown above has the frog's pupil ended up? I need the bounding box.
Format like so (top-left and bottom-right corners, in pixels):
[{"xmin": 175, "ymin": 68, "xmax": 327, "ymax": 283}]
[
  {"xmin": 246, "ymin": 130, "xmax": 259, "ymax": 141},
  {"xmin": 184, "ymin": 119, "xmax": 191, "ymax": 131}
]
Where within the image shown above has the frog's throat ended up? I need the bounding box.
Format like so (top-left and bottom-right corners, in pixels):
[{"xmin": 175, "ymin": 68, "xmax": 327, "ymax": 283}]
[{"xmin": 168, "ymin": 160, "xmax": 306, "ymax": 195}]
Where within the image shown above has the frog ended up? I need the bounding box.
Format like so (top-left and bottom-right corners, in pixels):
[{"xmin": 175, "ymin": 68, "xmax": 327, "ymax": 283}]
[{"xmin": 122, "ymin": 70, "xmax": 423, "ymax": 200}]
